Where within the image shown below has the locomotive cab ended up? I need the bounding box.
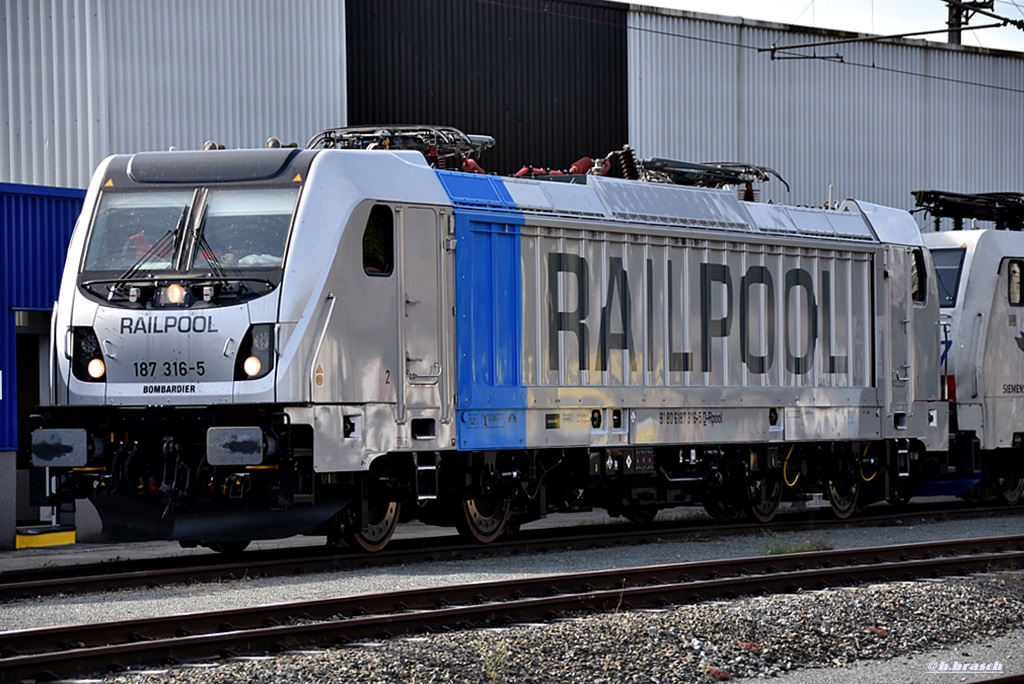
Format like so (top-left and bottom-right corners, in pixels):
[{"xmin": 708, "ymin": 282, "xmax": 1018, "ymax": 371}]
[
  {"xmin": 72, "ymin": 174, "xmax": 294, "ymax": 400},
  {"xmin": 29, "ymin": 149, "xmax": 338, "ymax": 543},
  {"xmin": 29, "ymin": 144, "xmax": 460, "ymax": 549}
]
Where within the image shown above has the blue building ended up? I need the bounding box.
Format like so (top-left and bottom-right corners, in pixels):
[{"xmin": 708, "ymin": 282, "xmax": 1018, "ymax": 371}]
[{"xmin": 0, "ymin": 183, "xmax": 84, "ymax": 548}]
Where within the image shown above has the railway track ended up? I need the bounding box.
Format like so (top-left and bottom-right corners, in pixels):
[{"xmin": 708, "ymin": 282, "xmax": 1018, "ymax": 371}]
[
  {"xmin": 2, "ymin": 534, "xmax": 1023, "ymax": 682},
  {"xmin": 2, "ymin": 502, "xmax": 1022, "ymax": 601}
]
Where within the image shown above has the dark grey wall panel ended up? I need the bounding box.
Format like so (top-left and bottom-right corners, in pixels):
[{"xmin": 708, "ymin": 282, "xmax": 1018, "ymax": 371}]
[{"xmin": 346, "ymin": 0, "xmax": 628, "ymax": 175}]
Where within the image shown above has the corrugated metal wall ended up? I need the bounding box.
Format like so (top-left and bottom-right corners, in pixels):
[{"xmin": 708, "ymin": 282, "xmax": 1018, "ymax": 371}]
[
  {"xmin": 2, "ymin": 0, "xmax": 347, "ymax": 188},
  {"xmin": 345, "ymin": 0, "xmax": 629, "ymax": 176},
  {"xmin": 4, "ymin": 1, "xmax": 1022, "ymax": 206},
  {"xmin": 0, "ymin": 183, "xmax": 85, "ymax": 450},
  {"xmin": 627, "ymin": 9, "xmax": 1024, "ymax": 212}
]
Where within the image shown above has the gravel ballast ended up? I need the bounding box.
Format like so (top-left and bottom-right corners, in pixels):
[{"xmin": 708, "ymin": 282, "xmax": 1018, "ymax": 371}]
[
  {"xmin": 4, "ymin": 513, "xmax": 1024, "ymax": 682},
  {"xmin": 97, "ymin": 573, "xmax": 1024, "ymax": 684}
]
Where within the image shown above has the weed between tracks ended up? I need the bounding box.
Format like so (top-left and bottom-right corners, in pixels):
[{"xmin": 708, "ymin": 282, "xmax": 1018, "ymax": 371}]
[
  {"xmin": 760, "ymin": 532, "xmax": 834, "ymax": 556},
  {"xmin": 987, "ymin": 559, "xmax": 1021, "ymax": 581}
]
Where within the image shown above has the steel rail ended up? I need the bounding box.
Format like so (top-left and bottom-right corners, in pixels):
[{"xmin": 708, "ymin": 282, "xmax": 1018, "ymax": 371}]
[
  {"xmin": 1, "ymin": 535, "xmax": 1023, "ymax": 682},
  {"xmin": 2, "ymin": 503, "xmax": 1020, "ymax": 602}
]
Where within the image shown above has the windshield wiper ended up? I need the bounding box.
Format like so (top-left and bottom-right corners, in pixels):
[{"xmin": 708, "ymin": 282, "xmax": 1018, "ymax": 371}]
[
  {"xmin": 105, "ymin": 207, "xmax": 189, "ymax": 299},
  {"xmin": 105, "ymin": 230, "xmax": 176, "ymax": 300},
  {"xmin": 197, "ymin": 233, "xmax": 230, "ymax": 280}
]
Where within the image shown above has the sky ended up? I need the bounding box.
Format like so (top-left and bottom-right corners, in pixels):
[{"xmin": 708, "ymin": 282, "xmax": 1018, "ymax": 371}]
[{"xmin": 612, "ymin": 0, "xmax": 1024, "ymax": 52}]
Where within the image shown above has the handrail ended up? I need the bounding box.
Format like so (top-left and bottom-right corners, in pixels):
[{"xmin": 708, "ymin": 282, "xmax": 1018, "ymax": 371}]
[
  {"xmin": 972, "ymin": 311, "xmax": 986, "ymax": 399},
  {"xmin": 308, "ymin": 293, "xmax": 337, "ymax": 399},
  {"xmin": 437, "ymin": 210, "xmax": 453, "ymax": 424},
  {"xmin": 408, "ymin": 365, "xmax": 442, "ymax": 385}
]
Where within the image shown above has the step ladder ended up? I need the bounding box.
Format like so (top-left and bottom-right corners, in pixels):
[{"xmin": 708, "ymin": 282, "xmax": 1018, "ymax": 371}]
[
  {"xmin": 415, "ymin": 451, "xmax": 440, "ymax": 502},
  {"xmin": 895, "ymin": 438, "xmax": 911, "ymax": 477}
]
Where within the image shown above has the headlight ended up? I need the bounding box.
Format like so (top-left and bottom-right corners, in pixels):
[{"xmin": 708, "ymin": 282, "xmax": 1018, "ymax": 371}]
[
  {"xmin": 234, "ymin": 324, "xmax": 275, "ymax": 380},
  {"xmin": 72, "ymin": 327, "xmax": 107, "ymax": 382},
  {"xmin": 242, "ymin": 356, "xmax": 262, "ymax": 377},
  {"xmin": 158, "ymin": 282, "xmax": 190, "ymax": 306},
  {"xmin": 252, "ymin": 326, "xmax": 271, "ymax": 351},
  {"xmin": 87, "ymin": 358, "xmax": 106, "ymax": 379},
  {"xmin": 165, "ymin": 283, "xmax": 187, "ymax": 304}
]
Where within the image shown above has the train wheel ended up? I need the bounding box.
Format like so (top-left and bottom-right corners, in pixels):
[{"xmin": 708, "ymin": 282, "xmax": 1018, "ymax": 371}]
[
  {"xmin": 347, "ymin": 500, "xmax": 402, "ymax": 552},
  {"xmin": 999, "ymin": 474, "xmax": 1024, "ymax": 506},
  {"xmin": 827, "ymin": 479, "xmax": 860, "ymax": 519},
  {"xmin": 747, "ymin": 474, "xmax": 783, "ymax": 523},
  {"xmin": 455, "ymin": 494, "xmax": 512, "ymax": 543}
]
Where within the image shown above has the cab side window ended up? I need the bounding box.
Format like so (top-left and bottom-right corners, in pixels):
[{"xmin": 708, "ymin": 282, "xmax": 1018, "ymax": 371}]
[
  {"xmin": 1009, "ymin": 260, "xmax": 1023, "ymax": 306},
  {"xmin": 910, "ymin": 248, "xmax": 928, "ymax": 305},
  {"xmin": 363, "ymin": 205, "xmax": 394, "ymax": 276}
]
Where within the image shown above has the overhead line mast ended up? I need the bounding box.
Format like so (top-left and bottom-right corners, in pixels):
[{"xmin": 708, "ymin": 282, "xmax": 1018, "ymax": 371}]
[{"xmin": 947, "ymin": 0, "xmax": 996, "ymax": 44}]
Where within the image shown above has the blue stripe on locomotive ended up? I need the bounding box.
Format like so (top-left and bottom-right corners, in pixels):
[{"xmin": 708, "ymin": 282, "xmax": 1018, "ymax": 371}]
[{"xmin": 436, "ymin": 171, "xmax": 527, "ymax": 449}]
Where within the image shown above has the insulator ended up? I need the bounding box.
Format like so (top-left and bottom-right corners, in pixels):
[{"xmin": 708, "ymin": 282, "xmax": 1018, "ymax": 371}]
[{"xmin": 617, "ymin": 145, "xmax": 639, "ymax": 180}]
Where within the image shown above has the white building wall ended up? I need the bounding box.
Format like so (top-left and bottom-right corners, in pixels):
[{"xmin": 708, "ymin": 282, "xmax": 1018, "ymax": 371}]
[
  {"xmin": 2, "ymin": 0, "xmax": 347, "ymax": 188},
  {"xmin": 628, "ymin": 9, "xmax": 1024, "ymax": 216}
]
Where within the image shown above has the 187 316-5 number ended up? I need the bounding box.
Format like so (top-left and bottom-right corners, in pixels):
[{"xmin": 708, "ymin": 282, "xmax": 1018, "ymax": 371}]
[{"xmin": 133, "ymin": 360, "xmax": 206, "ymax": 378}]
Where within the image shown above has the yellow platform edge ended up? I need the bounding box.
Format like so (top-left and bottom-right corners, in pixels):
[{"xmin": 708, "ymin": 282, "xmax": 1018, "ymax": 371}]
[{"xmin": 16, "ymin": 526, "xmax": 77, "ymax": 549}]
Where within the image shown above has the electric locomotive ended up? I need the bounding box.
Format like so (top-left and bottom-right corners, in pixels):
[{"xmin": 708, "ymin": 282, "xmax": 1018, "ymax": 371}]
[
  {"xmin": 31, "ymin": 127, "xmax": 951, "ymax": 551},
  {"xmin": 917, "ymin": 190, "xmax": 1024, "ymax": 505}
]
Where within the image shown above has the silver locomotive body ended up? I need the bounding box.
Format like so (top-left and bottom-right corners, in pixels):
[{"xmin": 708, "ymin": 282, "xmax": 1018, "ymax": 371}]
[
  {"xmin": 446, "ymin": 174, "xmax": 947, "ymax": 523},
  {"xmin": 31, "ymin": 142, "xmax": 952, "ymax": 548}
]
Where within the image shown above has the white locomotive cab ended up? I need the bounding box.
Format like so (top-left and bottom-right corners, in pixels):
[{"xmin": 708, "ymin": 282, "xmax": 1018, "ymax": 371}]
[
  {"xmin": 925, "ymin": 229, "xmax": 1024, "ymax": 450},
  {"xmin": 48, "ymin": 177, "xmax": 298, "ymax": 405},
  {"xmin": 28, "ymin": 146, "xmax": 468, "ymax": 547},
  {"xmin": 30, "ymin": 148, "xmax": 370, "ymax": 544}
]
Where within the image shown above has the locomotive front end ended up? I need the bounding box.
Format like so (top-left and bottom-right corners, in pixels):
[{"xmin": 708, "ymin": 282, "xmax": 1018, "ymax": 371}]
[{"xmin": 30, "ymin": 148, "xmax": 337, "ymax": 544}]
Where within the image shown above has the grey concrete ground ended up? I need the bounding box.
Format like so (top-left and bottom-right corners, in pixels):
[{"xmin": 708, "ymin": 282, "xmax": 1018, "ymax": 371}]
[{"xmin": 732, "ymin": 630, "xmax": 1024, "ymax": 683}]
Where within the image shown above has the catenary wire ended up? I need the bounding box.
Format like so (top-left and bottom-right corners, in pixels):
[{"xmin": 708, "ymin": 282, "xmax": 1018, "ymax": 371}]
[{"xmin": 467, "ymin": 0, "xmax": 1024, "ymax": 95}]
